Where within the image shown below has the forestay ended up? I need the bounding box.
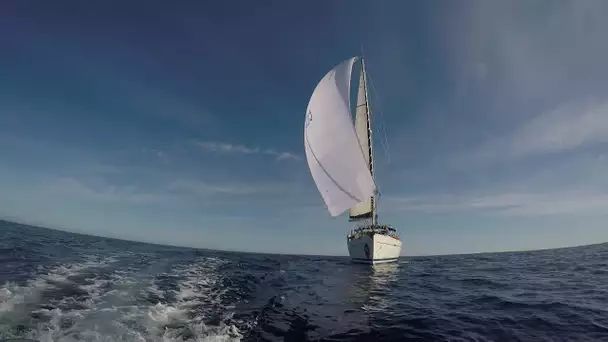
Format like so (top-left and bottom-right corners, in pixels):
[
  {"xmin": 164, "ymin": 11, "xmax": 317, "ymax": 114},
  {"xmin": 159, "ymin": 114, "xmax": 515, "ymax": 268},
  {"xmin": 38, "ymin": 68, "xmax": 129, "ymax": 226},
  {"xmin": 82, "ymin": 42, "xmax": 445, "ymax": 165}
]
[{"xmin": 304, "ymin": 57, "xmax": 376, "ymax": 217}]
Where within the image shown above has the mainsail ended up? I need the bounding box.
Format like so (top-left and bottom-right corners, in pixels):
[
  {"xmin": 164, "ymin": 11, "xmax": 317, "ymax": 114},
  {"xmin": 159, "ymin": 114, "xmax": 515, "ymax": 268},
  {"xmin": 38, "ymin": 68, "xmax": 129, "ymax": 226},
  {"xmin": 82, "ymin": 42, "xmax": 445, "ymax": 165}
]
[
  {"xmin": 349, "ymin": 59, "xmax": 375, "ymax": 221},
  {"xmin": 303, "ymin": 57, "xmax": 376, "ymax": 217}
]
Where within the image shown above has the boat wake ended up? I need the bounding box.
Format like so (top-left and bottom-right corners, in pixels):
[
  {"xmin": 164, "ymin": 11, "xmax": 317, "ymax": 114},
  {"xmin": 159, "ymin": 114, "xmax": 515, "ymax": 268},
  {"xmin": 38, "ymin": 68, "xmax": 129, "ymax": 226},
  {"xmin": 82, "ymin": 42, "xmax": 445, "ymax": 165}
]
[{"xmin": 0, "ymin": 254, "xmax": 245, "ymax": 341}]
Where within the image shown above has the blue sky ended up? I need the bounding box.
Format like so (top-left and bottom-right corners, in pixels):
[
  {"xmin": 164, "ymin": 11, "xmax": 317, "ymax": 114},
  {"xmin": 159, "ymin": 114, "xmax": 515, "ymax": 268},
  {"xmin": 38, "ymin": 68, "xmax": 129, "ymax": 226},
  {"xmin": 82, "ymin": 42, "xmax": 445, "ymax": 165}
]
[{"xmin": 1, "ymin": 1, "xmax": 607, "ymax": 256}]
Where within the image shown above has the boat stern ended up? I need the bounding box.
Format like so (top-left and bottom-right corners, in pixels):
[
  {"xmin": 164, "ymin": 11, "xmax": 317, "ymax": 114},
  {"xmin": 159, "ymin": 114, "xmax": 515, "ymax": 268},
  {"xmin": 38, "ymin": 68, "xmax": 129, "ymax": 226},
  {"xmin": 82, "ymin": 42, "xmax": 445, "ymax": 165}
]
[{"xmin": 347, "ymin": 232, "xmax": 401, "ymax": 264}]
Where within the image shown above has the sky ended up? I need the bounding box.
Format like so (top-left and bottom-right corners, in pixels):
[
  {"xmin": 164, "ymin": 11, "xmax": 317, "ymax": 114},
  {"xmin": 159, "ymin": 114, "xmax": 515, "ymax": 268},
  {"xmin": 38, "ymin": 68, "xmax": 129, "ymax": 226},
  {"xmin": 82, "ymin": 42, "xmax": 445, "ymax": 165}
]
[{"xmin": 1, "ymin": 0, "xmax": 608, "ymax": 256}]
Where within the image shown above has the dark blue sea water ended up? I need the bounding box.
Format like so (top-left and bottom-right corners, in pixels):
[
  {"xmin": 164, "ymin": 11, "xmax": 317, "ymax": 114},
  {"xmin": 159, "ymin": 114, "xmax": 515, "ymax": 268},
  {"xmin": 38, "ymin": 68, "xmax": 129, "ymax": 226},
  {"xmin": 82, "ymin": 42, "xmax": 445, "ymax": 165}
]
[{"xmin": 1, "ymin": 220, "xmax": 608, "ymax": 341}]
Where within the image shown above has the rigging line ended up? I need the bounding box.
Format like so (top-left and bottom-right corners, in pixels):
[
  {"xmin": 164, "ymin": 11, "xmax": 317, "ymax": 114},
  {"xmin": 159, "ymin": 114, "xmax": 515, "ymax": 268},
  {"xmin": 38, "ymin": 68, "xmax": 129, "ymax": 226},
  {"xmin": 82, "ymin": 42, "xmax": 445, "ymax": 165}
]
[
  {"xmin": 365, "ymin": 70, "xmax": 391, "ymax": 165},
  {"xmin": 367, "ymin": 71, "xmax": 391, "ymax": 165}
]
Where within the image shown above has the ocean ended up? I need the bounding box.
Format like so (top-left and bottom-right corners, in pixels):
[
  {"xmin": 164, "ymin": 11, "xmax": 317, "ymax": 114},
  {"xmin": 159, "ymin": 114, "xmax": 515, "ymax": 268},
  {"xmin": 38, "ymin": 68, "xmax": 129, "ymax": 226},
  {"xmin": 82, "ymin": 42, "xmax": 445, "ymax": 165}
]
[{"xmin": 0, "ymin": 220, "xmax": 607, "ymax": 341}]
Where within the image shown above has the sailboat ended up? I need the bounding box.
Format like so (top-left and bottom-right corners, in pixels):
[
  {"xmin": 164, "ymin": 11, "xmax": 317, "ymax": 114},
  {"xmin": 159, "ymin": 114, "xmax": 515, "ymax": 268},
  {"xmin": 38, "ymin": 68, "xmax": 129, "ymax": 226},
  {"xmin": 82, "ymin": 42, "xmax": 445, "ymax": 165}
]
[{"xmin": 303, "ymin": 56, "xmax": 402, "ymax": 264}]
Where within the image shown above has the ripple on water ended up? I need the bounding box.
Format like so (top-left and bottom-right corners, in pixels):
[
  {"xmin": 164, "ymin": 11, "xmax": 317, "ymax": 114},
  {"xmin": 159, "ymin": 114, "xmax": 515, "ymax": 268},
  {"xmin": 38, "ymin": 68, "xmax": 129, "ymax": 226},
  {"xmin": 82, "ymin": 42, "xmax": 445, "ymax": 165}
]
[{"xmin": 1, "ymin": 221, "xmax": 608, "ymax": 341}]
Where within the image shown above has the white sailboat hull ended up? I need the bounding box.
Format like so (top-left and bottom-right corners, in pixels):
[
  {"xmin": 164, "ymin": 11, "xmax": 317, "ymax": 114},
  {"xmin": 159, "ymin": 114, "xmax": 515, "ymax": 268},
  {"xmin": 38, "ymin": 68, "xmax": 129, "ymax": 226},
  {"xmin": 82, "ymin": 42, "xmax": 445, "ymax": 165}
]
[{"xmin": 347, "ymin": 233, "xmax": 402, "ymax": 264}]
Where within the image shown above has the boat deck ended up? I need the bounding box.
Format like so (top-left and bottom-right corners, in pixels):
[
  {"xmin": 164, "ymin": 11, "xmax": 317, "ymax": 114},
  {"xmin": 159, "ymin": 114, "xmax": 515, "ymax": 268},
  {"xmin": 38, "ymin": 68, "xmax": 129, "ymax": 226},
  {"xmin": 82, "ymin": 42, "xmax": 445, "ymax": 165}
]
[{"xmin": 347, "ymin": 224, "xmax": 400, "ymax": 241}]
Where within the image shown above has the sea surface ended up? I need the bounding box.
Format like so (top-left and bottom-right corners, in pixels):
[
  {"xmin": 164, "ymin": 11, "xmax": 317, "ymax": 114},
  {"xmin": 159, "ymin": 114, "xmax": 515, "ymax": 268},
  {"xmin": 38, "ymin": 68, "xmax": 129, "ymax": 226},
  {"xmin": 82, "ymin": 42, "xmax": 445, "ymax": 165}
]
[{"xmin": 1, "ymin": 220, "xmax": 608, "ymax": 341}]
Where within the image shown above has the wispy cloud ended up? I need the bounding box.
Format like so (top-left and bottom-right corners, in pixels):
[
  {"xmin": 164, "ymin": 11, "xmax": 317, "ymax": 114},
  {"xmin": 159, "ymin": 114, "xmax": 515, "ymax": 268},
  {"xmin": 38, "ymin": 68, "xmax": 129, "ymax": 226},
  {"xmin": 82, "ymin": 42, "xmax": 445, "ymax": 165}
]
[
  {"xmin": 473, "ymin": 99, "xmax": 608, "ymax": 163},
  {"xmin": 194, "ymin": 140, "xmax": 301, "ymax": 161},
  {"xmin": 437, "ymin": 98, "xmax": 608, "ymax": 174},
  {"xmin": 450, "ymin": 1, "xmax": 608, "ymax": 100},
  {"xmin": 43, "ymin": 177, "xmax": 173, "ymax": 205},
  {"xmin": 139, "ymin": 147, "xmax": 170, "ymax": 164},
  {"xmin": 384, "ymin": 191, "xmax": 608, "ymax": 217},
  {"xmin": 26, "ymin": 172, "xmax": 302, "ymax": 215},
  {"xmin": 275, "ymin": 152, "xmax": 301, "ymax": 161},
  {"xmin": 508, "ymin": 100, "xmax": 608, "ymax": 157},
  {"xmin": 196, "ymin": 141, "xmax": 260, "ymax": 154},
  {"xmin": 421, "ymin": 0, "xmax": 608, "ymax": 172},
  {"xmin": 1, "ymin": 133, "xmax": 304, "ymax": 208},
  {"xmin": 166, "ymin": 178, "xmax": 295, "ymax": 197}
]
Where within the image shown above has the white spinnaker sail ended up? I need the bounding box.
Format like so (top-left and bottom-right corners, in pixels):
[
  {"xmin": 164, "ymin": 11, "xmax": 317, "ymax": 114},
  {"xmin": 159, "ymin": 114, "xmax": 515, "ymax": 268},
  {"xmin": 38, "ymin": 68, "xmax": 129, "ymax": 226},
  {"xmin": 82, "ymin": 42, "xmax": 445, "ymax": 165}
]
[
  {"xmin": 304, "ymin": 57, "xmax": 376, "ymax": 217},
  {"xmin": 349, "ymin": 65, "xmax": 374, "ymax": 220}
]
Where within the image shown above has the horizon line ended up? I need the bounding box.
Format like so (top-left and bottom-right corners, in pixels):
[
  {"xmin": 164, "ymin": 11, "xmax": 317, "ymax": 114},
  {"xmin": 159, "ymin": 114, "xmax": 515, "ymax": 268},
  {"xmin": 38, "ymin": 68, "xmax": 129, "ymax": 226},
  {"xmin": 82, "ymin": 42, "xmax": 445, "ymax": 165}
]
[{"xmin": 2, "ymin": 218, "xmax": 605, "ymax": 259}]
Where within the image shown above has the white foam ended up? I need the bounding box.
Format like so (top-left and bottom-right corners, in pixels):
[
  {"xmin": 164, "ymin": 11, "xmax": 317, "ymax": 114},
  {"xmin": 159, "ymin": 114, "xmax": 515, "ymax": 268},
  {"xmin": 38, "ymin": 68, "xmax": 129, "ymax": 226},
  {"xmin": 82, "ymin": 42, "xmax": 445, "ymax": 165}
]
[
  {"xmin": 0, "ymin": 255, "xmax": 249, "ymax": 341},
  {"xmin": 147, "ymin": 302, "xmax": 186, "ymax": 326}
]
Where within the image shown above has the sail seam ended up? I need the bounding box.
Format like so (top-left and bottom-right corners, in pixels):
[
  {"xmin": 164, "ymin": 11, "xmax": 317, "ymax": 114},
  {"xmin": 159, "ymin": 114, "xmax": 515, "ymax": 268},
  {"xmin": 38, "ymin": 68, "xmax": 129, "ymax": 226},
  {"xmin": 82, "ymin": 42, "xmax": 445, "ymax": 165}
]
[{"xmin": 304, "ymin": 132, "xmax": 363, "ymax": 205}]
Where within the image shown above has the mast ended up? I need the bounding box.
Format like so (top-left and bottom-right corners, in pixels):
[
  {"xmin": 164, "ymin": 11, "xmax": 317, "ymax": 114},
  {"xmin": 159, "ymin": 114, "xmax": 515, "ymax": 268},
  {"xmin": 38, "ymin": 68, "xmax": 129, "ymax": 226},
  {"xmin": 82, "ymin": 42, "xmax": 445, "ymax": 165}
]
[
  {"xmin": 347, "ymin": 56, "xmax": 377, "ymax": 224},
  {"xmin": 361, "ymin": 57, "xmax": 377, "ymax": 225}
]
